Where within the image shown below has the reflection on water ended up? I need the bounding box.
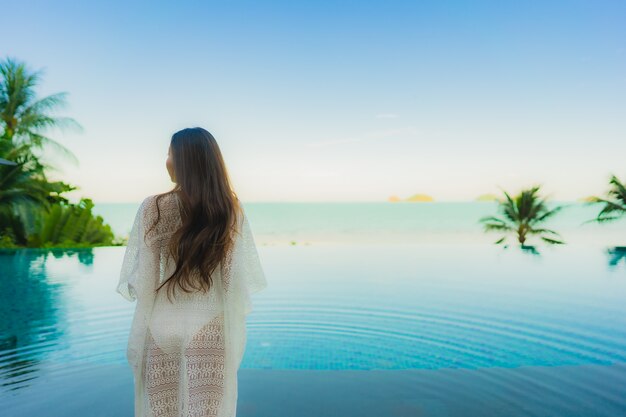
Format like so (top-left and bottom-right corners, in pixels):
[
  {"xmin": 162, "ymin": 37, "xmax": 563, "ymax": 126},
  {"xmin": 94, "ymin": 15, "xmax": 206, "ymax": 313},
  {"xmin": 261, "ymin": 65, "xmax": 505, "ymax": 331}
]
[
  {"xmin": 607, "ymin": 246, "xmax": 626, "ymax": 268},
  {"xmin": 0, "ymin": 244, "xmax": 625, "ymax": 416},
  {"xmin": 0, "ymin": 249, "xmax": 93, "ymax": 392}
]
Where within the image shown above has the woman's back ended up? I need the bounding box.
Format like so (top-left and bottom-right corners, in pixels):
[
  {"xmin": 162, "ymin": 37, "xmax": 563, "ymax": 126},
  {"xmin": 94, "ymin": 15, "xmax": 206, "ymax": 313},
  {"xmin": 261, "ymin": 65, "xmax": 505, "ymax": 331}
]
[
  {"xmin": 117, "ymin": 127, "xmax": 268, "ymax": 417},
  {"xmin": 145, "ymin": 192, "xmax": 226, "ymax": 356}
]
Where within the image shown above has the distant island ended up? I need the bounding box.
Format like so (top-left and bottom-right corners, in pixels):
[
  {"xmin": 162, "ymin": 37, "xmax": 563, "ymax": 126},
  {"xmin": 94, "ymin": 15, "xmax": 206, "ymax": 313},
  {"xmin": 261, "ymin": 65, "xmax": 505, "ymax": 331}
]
[
  {"xmin": 578, "ymin": 196, "xmax": 597, "ymax": 203},
  {"xmin": 388, "ymin": 194, "xmax": 434, "ymax": 202},
  {"xmin": 475, "ymin": 194, "xmax": 499, "ymax": 202}
]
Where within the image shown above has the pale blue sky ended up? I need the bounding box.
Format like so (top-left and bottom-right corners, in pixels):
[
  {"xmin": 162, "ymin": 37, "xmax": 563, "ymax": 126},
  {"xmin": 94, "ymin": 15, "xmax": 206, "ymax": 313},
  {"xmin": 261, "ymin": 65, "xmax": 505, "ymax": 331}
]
[{"xmin": 2, "ymin": 0, "xmax": 625, "ymax": 202}]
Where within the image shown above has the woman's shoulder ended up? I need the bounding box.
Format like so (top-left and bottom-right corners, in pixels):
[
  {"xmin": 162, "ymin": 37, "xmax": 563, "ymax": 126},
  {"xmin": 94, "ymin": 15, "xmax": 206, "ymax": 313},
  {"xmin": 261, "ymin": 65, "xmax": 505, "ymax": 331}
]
[
  {"xmin": 139, "ymin": 192, "xmax": 181, "ymax": 226},
  {"xmin": 141, "ymin": 192, "xmax": 179, "ymax": 210}
]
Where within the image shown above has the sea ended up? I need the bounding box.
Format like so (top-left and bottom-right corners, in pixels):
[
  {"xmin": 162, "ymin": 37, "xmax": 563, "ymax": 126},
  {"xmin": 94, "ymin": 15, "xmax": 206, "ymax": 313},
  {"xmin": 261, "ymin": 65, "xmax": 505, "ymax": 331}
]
[{"xmin": 93, "ymin": 201, "xmax": 626, "ymax": 247}]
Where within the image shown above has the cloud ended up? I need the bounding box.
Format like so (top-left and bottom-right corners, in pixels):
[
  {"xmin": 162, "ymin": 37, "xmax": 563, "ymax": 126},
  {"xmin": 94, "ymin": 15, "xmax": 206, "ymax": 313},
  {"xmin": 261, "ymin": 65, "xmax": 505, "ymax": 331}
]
[
  {"xmin": 375, "ymin": 113, "xmax": 399, "ymax": 119},
  {"xmin": 305, "ymin": 126, "xmax": 420, "ymax": 148}
]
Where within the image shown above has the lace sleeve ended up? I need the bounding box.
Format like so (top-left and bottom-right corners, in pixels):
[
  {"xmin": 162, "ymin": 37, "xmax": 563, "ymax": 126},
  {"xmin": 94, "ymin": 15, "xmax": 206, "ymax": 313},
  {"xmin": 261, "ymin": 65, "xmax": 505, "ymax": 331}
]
[
  {"xmin": 116, "ymin": 200, "xmax": 146, "ymax": 302},
  {"xmin": 220, "ymin": 208, "xmax": 268, "ymax": 314},
  {"xmin": 239, "ymin": 211, "xmax": 268, "ymax": 296},
  {"xmin": 217, "ymin": 206, "xmax": 268, "ymax": 417}
]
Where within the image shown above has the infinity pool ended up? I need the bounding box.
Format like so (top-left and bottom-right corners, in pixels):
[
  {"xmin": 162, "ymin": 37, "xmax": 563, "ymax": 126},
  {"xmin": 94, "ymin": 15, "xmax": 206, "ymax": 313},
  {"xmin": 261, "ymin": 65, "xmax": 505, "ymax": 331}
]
[{"xmin": 1, "ymin": 243, "xmax": 625, "ymax": 416}]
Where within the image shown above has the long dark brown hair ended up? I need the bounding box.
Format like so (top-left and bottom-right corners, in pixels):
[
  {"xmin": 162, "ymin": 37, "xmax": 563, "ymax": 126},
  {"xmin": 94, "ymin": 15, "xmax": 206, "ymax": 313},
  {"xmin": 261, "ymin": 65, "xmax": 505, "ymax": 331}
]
[{"xmin": 147, "ymin": 127, "xmax": 242, "ymax": 302}]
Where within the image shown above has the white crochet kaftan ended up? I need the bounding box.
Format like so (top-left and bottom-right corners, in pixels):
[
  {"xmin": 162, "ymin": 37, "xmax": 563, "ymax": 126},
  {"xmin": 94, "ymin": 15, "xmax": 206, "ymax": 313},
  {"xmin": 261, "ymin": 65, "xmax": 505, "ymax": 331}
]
[{"xmin": 116, "ymin": 193, "xmax": 267, "ymax": 417}]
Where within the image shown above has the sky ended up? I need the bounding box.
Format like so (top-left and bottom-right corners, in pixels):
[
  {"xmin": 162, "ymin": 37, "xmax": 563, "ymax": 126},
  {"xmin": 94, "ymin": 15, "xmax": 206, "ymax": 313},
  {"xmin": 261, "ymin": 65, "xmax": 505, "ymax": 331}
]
[{"xmin": 1, "ymin": 0, "xmax": 625, "ymax": 203}]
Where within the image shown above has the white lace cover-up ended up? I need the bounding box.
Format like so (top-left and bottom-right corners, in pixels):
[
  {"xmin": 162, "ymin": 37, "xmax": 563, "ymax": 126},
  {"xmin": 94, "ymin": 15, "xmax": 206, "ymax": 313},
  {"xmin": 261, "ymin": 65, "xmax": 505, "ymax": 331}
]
[{"xmin": 116, "ymin": 193, "xmax": 267, "ymax": 417}]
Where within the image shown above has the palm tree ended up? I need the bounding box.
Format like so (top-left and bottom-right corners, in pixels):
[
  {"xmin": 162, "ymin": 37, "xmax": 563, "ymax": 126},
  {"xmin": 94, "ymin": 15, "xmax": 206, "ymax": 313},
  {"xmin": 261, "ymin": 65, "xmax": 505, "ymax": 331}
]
[
  {"xmin": 584, "ymin": 174, "xmax": 626, "ymax": 224},
  {"xmin": 0, "ymin": 56, "xmax": 82, "ymax": 246},
  {"xmin": 0, "ymin": 153, "xmax": 74, "ymax": 244},
  {"xmin": 479, "ymin": 185, "xmax": 565, "ymax": 246},
  {"xmin": 0, "ymin": 56, "xmax": 82, "ymax": 164},
  {"xmin": 0, "ymin": 56, "xmax": 81, "ymax": 206}
]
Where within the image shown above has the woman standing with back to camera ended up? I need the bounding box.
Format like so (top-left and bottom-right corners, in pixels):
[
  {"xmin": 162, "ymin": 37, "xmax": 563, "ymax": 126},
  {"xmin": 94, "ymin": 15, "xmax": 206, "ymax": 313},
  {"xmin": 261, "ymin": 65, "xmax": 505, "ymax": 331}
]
[{"xmin": 116, "ymin": 127, "xmax": 268, "ymax": 417}]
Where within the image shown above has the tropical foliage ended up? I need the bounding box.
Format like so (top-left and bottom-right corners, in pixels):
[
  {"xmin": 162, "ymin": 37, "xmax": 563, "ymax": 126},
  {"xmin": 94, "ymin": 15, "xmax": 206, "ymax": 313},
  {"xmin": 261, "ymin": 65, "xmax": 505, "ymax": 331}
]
[
  {"xmin": 584, "ymin": 174, "xmax": 626, "ymax": 224},
  {"xmin": 479, "ymin": 186, "xmax": 565, "ymax": 246},
  {"xmin": 28, "ymin": 198, "xmax": 115, "ymax": 247},
  {"xmin": 0, "ymin": 56, "xmax": 118, "ymax": 248}
]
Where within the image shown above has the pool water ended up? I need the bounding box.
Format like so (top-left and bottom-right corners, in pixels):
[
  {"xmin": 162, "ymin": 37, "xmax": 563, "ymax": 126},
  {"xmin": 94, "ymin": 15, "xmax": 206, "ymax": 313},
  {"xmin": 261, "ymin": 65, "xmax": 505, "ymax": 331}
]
[{"xmin": 1, "ymin": 243, "xmax": 625, "ymax": 416}]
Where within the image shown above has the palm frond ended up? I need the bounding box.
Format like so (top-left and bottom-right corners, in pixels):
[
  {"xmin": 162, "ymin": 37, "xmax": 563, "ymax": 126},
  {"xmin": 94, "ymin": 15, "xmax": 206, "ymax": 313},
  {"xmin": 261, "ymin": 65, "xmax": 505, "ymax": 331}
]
[
  {"xmin": 607, "ymin": 174, "xmax": 626, "ymax": 203},
  {"xmin": 590, "ymin": 215, "xmax": 624, "ymax": 224},
  {"xmin": 24, "ymin": 92, "xmax": 69, "ymax": 113},
  {"xmin": 533, "ymin": 204, "xmax": 564, "ymax": 223},
  {"xmin": 484, "ymin": 223, "xmax": 514, "ymax": 232},
  {"xmin": 540, "ymin": 236, "xmax": 565, "ymax": 245},
  {"xmin": 528, "ymin": 227, "xmax": 562, "ymax": 236},
  {"xmin": 14, "ymin": 131, "xmax": 79, "ymax": 166},
  {"xmin": 478, "ymin": 215, "xmax": 506, "ymax": 224}
]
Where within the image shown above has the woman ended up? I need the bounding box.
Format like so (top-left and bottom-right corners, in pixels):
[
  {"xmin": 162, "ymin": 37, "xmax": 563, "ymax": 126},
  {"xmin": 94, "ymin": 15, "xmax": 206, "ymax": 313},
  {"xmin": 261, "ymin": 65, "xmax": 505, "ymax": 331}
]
[{"xmin": 116, "ymin": 127, "xmax": 268, "ymax": 417}]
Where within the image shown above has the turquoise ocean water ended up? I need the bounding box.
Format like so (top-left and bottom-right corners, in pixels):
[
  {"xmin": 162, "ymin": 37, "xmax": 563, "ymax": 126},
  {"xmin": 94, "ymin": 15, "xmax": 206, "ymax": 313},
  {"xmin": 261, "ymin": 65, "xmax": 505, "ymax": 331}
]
[{"xmin": 94, "ymin": 201, "xmax": 626, "ymax": 246}]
